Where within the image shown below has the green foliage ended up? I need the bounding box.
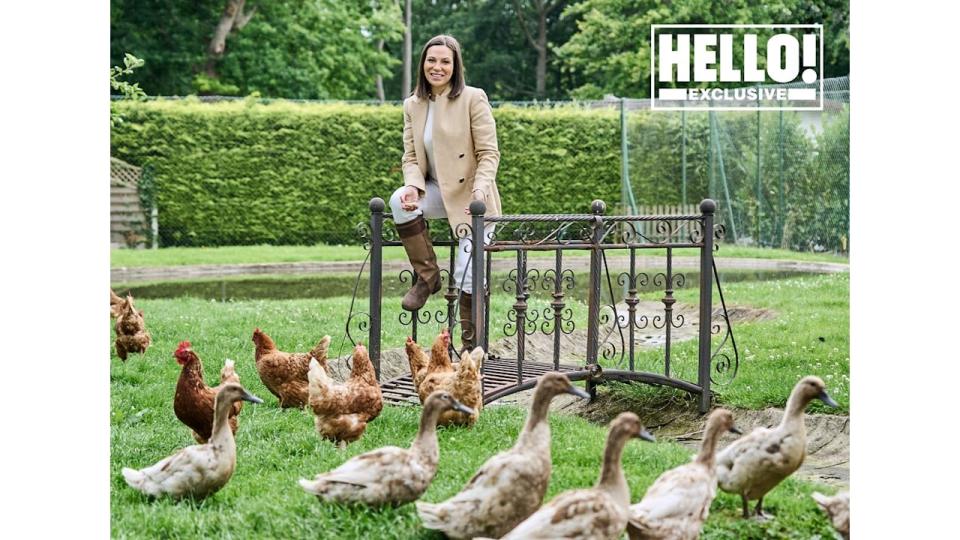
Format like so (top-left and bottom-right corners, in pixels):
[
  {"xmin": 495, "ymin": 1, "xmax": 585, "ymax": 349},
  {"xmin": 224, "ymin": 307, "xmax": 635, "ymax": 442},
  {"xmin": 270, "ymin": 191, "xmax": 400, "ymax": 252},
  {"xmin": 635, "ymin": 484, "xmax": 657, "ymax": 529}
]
[
  {"xmin": 110, "ymin": 53, "xmax": 147, "ymax": 127},
  {"xmin": 110, "ymin": 99, "xmax": 621, "ymax": 247},
  {"xmin": 110, "ymin": 0, "xmax": 404, "ymax": 99},
  {"xmin": 557, "ymin": 0, "xmax": 850, "ymax": 98}
]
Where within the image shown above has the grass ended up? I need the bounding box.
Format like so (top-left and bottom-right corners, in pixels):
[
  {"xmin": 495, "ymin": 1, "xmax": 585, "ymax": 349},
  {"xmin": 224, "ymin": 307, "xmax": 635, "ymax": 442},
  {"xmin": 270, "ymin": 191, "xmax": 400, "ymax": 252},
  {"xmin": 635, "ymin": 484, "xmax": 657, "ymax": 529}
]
[
  {"xmin": 111, "ymin": 243, "xmax": 848, "ymax": 268},
  {"xmin": 111, "ymin": 273, "xmax": 848, "ymax": 538}
]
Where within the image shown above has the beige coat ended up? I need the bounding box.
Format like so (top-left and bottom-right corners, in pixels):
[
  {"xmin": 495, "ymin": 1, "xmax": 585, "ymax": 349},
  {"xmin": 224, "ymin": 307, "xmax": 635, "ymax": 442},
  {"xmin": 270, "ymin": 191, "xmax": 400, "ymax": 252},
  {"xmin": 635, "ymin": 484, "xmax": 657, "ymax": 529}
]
[{"xmin": 402, "ymin": 85, "xmax": 502, "ymax": 234}]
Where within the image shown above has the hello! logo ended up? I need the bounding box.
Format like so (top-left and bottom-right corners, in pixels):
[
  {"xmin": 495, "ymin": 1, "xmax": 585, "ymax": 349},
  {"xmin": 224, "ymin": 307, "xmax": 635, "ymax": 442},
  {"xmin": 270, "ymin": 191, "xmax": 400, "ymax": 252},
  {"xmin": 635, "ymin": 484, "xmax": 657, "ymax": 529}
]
[{"xmin": 651, "ymin": 24, "xmax": 823, "ymax": 110}]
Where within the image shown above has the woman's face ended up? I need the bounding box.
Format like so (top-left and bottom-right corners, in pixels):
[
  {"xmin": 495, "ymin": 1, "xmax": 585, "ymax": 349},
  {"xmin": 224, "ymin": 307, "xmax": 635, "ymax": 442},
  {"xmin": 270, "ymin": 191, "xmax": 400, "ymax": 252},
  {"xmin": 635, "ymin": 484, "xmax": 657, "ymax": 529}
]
[{"xmin": 423, "ymin": 45, "xmax": 454, "ymax": 93}]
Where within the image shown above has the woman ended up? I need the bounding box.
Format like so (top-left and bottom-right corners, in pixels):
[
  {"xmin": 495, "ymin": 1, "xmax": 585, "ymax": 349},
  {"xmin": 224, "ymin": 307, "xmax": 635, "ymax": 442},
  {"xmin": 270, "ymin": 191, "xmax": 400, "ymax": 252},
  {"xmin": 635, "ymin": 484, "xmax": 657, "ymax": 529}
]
[{"xmin": 389, "ymin": 34, "xmax": 502, "ymax": 353}]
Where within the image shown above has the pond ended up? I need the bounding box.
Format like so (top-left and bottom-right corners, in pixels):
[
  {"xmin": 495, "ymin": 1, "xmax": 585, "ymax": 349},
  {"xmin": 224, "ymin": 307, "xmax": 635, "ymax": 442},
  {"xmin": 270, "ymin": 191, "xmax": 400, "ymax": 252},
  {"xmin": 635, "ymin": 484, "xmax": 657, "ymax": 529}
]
[{"xmin": 112, "ymin": 268, "xmax": 814, "ymax": 303}]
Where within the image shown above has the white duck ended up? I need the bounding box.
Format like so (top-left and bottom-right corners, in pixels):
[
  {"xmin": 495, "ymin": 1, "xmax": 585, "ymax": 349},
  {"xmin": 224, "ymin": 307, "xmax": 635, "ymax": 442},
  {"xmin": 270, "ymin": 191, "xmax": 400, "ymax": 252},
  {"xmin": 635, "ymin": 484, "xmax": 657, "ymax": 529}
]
[
  {"xmin": 812, "ymin": 490, "xmax": 849, "ymax": 539},
  {"xmin": 416, "ymin": 372, "xmax": 591, "ymax": 539},
  {"xmin": 627, "ymin": 408, "xmax": 741, "ymax": 540},
  {"xmin": 122, "ymin": 383, "xmax": 263, "ymax": 499},
  {"xmin": 716, "ymin": 375, "xmax": 838, "ymax": 519},
  {"xmin": 298, "ymin": 391, "xmax": 474, "ymax": 506},
  {"xmin": 496, "ymin": 412, "xmax": 655, "ymax": 540}
]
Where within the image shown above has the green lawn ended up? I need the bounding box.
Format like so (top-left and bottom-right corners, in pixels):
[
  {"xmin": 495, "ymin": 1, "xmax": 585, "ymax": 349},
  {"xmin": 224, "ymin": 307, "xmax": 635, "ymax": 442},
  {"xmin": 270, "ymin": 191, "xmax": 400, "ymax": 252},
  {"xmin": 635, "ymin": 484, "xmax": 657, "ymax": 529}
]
[
  {"xmin": 111, "ymin": 273, "xmax": 847, "ymax": 538},
  {"xmin": 111, "ymin": 243, "xmax": 848, "ymax": 268}
]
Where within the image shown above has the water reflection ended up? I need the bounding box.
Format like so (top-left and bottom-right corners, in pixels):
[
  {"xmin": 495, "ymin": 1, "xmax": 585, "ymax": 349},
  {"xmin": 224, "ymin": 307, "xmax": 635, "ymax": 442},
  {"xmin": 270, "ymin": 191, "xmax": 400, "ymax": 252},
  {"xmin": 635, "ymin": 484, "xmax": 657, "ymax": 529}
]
[{"xmin": 114, "ymin": 269, "xmax": 812, "ymax": 302}]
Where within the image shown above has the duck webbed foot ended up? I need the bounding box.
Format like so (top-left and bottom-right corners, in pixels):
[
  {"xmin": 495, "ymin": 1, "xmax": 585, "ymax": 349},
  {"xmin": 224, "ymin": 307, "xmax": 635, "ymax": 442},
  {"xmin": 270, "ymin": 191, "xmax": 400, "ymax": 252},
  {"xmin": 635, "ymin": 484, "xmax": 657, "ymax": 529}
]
[{"xmin": 754, "ymin": 498, "xmax": 774, "ymax": 521}]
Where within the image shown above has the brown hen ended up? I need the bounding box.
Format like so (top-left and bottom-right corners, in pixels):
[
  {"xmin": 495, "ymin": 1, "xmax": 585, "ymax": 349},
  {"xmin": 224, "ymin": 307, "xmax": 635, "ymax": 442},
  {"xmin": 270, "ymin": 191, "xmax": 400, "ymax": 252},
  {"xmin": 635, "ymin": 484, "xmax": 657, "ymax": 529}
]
[
  {"xmin": 416, "ymin": 328, "xmax": 455, "ymax": 400},
  {"xmin": 172, "ymin": 341, "xmax": 243, "ymax": 443},
  {"xmin": 420, "ymin": 347, "xmax": 485, "ymax": 426},
  {"xmin": 253, "ymin": 328, "xmax": 330, "ymax": 408},
  {"xmin": 307, "ymin": 343, "xmax": 383, "ymax": 446},
  {"xmin": 110, "ymin": 288, "xmax": 125, "ymax": 318},
  {"xmin": 114, "ymin": 295, "xmax": 151, "ymax": 361}
]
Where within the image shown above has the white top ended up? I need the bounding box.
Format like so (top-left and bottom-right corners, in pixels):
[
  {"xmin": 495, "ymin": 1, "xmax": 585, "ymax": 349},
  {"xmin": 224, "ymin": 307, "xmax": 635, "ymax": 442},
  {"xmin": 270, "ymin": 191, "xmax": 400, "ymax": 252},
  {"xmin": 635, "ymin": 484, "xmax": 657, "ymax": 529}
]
[{"xmin": 423, "ymin": 99, "xmax": 439, "ymax": 182}]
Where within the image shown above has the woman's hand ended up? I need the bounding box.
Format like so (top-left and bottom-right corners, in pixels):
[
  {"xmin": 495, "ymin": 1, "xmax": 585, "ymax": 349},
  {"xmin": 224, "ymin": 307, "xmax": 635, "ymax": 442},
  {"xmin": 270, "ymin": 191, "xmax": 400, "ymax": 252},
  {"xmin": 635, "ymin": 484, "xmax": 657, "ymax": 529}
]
[
  {"xmin": 400, "ymin": 185, "xmax": 421, "ymax": 211},
  {"xmin": 464, "ymin": 188, "xmax": 485, "ymax": 215}
]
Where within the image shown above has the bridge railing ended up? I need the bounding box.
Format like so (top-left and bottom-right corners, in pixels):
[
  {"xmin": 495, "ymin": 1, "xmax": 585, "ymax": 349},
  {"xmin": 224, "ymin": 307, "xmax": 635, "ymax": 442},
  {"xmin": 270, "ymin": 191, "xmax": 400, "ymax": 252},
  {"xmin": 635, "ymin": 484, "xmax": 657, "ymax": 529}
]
[{"xmin": 361, "ymin": 197, "xmax": 737, "ymax": 413}]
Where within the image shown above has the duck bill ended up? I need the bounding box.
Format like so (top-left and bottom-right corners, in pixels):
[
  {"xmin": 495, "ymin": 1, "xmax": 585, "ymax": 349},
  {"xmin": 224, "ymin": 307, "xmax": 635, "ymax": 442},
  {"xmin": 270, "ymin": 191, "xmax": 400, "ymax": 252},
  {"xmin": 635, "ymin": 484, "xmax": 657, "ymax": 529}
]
[
  {"xmin": 452, "ymin": 402, "xmax": 476, "ymax": 416},
  {"xmin": 566, "ymin": 386, "xmax": 591, "ymax": 400},
  {"xmin": 729, "ymin": 425, "xmax": 743, "ymax": 435},
  {"xmin": 243, "ymin": 391, "xmax": 264, "ymax": 404},
  {"xmin": 637, "ymin": 429, "xmax": 656, "ymax": 443},
  {"xmin": 818, "ymin": 390, "xmax": 839, "ymax": 408}
]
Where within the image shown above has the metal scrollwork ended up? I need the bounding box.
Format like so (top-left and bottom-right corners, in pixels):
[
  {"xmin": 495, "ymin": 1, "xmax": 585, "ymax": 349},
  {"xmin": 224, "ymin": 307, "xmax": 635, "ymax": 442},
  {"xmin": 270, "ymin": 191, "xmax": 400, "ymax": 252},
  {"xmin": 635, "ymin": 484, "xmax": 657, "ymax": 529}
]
[
  {"xmin": 345, "ymin": 311, "xmax": 370, "ymax": 346},
  {"xmin": 356, "ymin": 221, "xmax": 373, "ymax": 250},
  {"xmin": 454, "ymin": 222, "xmax": 474, "ymax": 241},
  {"xmin": 688, "ymin": 220, "xmax": 705, "ymax": 243},
  {"xmin": 711, "ymin": 352, "xmax": 739, "ymax": 385}
]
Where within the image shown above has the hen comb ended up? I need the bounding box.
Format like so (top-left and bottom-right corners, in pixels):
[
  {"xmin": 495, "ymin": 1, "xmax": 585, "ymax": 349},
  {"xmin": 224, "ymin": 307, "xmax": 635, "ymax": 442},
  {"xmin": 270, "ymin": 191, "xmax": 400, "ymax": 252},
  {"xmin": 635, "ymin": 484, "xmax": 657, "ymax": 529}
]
[{"xmin": 174, "ymin": 340, "xmax": 192, "ymax": 356}]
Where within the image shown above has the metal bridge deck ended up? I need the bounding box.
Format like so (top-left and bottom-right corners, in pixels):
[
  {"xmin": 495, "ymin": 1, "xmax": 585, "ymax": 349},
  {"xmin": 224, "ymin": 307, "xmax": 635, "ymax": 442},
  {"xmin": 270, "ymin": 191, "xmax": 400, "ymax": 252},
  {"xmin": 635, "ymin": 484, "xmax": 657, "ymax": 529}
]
[{"xmin": 379, "ymin": 356, "xmax": 581, "ymax": 406}]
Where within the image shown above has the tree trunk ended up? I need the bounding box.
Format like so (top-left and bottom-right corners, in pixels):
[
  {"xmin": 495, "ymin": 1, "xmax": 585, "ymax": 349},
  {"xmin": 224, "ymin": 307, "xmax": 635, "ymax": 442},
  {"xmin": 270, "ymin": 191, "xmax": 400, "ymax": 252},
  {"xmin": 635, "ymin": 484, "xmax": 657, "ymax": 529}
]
[
  {"xmin": 536, "ymin": 9, "xmax": 547, "ymax": 97},
  {"xmin": 205, "ymin": 0, "xmax": 256, "ymax": 78},
  {"xmin": 402, "ymin": 0, "xmax": 412, "ymax": 97},
  {"xmin": 376, "ymin": 39, "xmax": 386, "ymax": 102}
]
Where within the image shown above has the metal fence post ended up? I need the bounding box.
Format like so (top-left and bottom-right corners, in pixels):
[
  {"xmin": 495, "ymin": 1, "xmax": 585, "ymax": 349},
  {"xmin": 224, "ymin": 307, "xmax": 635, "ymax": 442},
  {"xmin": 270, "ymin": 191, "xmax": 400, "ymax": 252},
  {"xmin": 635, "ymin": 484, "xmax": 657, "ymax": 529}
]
[
  {"xmin": 697, "ymin": 198, "xmax": 716, "ymax": 413},
  {"xmin": 586, "ymin": 199, "xmax": 605, "ymax": 399},
  {"xmin": 470, "ymin": 201, "xmax": 487, "ymax": 354},
  {"xmin": 369, "ymin": 197, "xmax": 384, "ymax": 381}
]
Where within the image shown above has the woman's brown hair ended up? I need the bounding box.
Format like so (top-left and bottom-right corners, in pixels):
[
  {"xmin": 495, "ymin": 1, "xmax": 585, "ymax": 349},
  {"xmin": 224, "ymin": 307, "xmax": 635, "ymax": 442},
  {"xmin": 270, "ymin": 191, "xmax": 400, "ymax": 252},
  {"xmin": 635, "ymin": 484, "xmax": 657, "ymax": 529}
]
[{"xmin": 413, "ymin": 34, "xmax": 465, "ymax": 100}]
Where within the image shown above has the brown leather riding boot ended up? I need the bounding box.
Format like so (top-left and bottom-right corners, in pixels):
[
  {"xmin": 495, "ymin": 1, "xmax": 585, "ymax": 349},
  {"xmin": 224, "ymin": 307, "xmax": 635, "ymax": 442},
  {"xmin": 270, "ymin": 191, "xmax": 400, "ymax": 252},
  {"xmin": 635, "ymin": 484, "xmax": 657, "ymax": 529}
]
[
  {"xmin": 397, "ymin": 216, "xmax": 441, "ymax": 311},
  {"xmin": 459, "ymin": 292, "xmax": 475, "ymax": 353}
]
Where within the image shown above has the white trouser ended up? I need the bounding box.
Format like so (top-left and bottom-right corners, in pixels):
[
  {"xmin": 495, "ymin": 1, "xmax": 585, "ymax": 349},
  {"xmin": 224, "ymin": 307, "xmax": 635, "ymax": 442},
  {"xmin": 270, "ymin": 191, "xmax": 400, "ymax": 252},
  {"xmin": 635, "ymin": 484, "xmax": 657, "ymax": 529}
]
[{"xmin": 389, "ymin": 181, "xmax": 493, "ymax": 294}]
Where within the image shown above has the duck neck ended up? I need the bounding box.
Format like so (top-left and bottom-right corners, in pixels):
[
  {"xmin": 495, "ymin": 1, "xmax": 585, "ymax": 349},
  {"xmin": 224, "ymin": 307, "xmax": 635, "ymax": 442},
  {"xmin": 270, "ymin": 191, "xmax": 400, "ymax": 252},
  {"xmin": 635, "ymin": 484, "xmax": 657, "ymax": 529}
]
[
  {"xmin": 411, "ymin": 404, "xmax": 443, "ymax": 463},
  {"xmin": 517, "ymin": 388, "xmax": 554, "ymax": 447},
  {"xmin": 694, "ymin": 420, "xmax": 723, "ymax": 468},
  {"xmin": 209, "ymin": 396, "xmax": 237, "ymax": 447},
  {"xmin": 781, "ymin": 389, "xmax": 812, "ymax": 428},
  {"xmin": 596, "ymin": 430, "xmax": 630, "ymax": 508}
]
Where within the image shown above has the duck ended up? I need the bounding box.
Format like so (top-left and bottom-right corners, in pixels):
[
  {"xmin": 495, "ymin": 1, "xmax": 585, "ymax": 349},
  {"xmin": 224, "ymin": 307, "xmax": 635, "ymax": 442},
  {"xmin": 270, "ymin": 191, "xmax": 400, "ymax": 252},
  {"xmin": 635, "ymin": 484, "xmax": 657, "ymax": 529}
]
[
  {"xmin": 298, "ymin": 391, "xmax": 474, "ymax": 506},
  {"xmin": 416, "ymin": 372, "xmax": 591, "ymax": 539},
  {"xmin": 812, "ymin": 490, "xmax": 849, "ymax": 539},
  {"xmin": 495, "ymin": 412, "xmax": 656, "ymax": 540},
  {"xmin": 627, "ymin": 408, "xmax": 741, "ymax": 540},
  {"xmin": 121, "ymin": 383, "xmax": 263, "ymax": 499},
  {"xmin": 716, "ymin": 375, "xmax": 838, "ymax": 519}
]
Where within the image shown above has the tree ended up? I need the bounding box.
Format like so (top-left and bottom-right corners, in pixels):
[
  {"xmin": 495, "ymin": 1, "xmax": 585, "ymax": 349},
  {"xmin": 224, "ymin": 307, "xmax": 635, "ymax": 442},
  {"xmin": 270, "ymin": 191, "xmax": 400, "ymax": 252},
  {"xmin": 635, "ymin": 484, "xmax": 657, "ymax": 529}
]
[
  {"xmin": 110, "ymin": 53, "xmax": 147, "ymax": 127},
  {"xmin": 557, "ymin": 0, "xmax": 850, "ymax": 99},
  {"xmin": 511, "ymin": 0, "xmax": 566, "ymax": 97},
  {"xmin": 205, "ymin": 0, "xmax": 257, "ymax": 79},
  {"xmin": 110, "ymin": 0, "xmax": 403, "ymax": 99}
]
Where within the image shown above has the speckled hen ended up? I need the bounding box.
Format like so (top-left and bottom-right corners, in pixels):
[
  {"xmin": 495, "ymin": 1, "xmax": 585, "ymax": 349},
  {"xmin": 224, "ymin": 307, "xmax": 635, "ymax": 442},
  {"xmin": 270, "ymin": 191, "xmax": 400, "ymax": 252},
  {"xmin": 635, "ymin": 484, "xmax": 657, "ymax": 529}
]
[{"xmin": 307, "ymin": 342, "xmax": 383, "ymax": 446}]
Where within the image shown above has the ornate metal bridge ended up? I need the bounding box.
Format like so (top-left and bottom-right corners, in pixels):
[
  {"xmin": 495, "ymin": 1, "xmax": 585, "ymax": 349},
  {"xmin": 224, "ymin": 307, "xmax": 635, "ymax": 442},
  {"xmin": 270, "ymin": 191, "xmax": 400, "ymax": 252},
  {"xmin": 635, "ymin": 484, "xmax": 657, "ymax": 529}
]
[{"xmin": 352, "ymin": 198, "xmax": 738, "ymax": 413}]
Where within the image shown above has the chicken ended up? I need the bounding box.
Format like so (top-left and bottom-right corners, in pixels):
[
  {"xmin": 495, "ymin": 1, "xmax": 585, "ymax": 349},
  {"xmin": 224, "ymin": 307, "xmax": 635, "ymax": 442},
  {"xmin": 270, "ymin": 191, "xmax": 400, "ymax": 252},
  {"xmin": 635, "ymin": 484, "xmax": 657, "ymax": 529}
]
[
  {"xmin": 298, "ymin": 391, "xmax": 475, "ymax": 506},
  {"xmin": 408, "ymin": 328, "xmax": 453, "ymax": 395},
  {"xmin": 307, "ymin": 342, "xmax": 383, "ymax": 446},
  {"xmin": 252, "ymin": 328, "xmax": 330, "ymax": 408},
  {"xmin": 173, "ymin": 341, "xmax": 243, "ymax": 443},
  {"xmin": 110, "ymin": 288, "xmax": 125, "ymax": 318},
  {"xmin": 122, "ymin": 384, "xmax": 263, "ymax": 499},
  {"xmin": 114, "ymin": 294, "xmax": 151, "ymax": 361},
  {"xmin": 627, "ymin": 409, "xmax": 741, "ymax": 540},
  {"xmin": 419, "ymin": 346, "xmax": 484, "ymax": 426}
]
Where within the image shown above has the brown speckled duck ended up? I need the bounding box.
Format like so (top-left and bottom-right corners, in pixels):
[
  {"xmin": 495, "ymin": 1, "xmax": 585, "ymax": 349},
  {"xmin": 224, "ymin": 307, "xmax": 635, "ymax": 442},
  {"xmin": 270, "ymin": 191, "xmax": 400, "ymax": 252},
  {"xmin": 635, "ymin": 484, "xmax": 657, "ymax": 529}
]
[
  {"xmin": 298, "ymin": 391, "xmax": 474, "ymax": 506},
  {"xmin": 121, "ymin": 384, "xmax": 263, "ymax": 499},
  {"xmin": 416, "ymin": 372, "xmax": 591, "ymax": 539},
  {"xmin": 716, "ymin": 375, "xmax": 838, "ymax": 519},
  {"xmin": 628, "ymin": 409, "xmax": 741, "ymax": 540},
  {"xmin": 495, "ymin": 412, "xmax": 655, "ymax": 540},
  {"xmin": 812, "ymin": 491, "xmax": 849, "ymax": 539}
]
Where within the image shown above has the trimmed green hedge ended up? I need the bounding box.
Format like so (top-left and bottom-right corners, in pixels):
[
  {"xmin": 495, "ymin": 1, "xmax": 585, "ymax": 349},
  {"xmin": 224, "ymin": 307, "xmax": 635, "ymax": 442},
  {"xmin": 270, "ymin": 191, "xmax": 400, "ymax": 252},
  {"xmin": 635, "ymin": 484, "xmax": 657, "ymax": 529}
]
[{"xmin": 111, "ymin": 99, "xmax": 621, "ymax": 246}]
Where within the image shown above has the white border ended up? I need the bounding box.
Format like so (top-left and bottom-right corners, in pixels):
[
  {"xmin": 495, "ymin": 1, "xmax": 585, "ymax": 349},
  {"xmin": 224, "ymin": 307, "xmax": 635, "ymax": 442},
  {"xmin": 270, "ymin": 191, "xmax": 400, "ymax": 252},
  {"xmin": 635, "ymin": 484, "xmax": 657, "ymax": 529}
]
[{"xmin": 650, "ymin": 24, "xmax": 824, "ymax": 111}]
